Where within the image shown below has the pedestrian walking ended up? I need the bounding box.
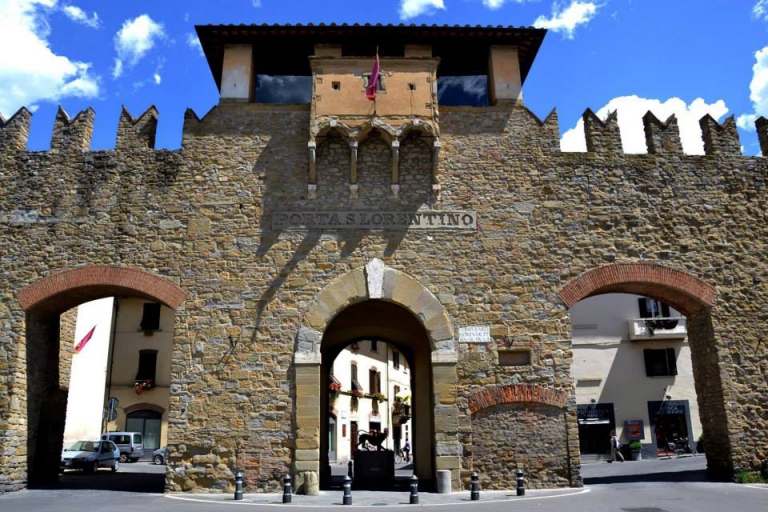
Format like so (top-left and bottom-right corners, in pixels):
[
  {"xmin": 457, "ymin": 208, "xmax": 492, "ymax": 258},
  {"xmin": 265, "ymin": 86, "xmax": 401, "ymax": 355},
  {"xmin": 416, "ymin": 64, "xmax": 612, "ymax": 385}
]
[{"xmin": 609, "ymin": 430, "xmax": 625, "ymax": 462}]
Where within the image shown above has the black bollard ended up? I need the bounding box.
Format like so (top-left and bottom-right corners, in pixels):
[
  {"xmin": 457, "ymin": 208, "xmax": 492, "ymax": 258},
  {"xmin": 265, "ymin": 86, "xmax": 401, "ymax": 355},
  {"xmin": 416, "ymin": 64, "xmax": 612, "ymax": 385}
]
[
  {"xmin": 409, "ymin": 475, "xmax": 419, "ymax": 504},
  {"xmin": 470, "ymin": 472, "xmax": 479, "ymax": 501},
  {"xmin": 234, "ymin": 470, "xmax": 244, "ymax": 501},
  {"xmin": 343, "ymin": 475, "xmax": 352, "ymax": 505},
  {"xmin": 516, "ymin": 468, "xmax": 525, "ymax": 497},
  {"xmin": 348, "ymin": 460, "xmax": 354, "ymax": 478},
  {"xmin": 282, "ymin": 474, "xmax": 292, "ymax": 504}
]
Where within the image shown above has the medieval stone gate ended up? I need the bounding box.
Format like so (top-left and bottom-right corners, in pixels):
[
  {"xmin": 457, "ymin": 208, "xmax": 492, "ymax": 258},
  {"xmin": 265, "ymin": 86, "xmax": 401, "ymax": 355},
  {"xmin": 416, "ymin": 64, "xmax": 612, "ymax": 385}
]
[{"xmin": 1, "ymin": 23, "xmax": 767, "ymax": 494}]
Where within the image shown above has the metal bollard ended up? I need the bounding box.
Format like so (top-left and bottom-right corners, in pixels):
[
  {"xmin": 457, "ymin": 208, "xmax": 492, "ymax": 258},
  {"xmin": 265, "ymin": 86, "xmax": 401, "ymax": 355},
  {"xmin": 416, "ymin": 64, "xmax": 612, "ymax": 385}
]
[
  {"xmin": 234, "ymin": 470, "xmax": 244, "ymax": 500},
  {"xmin": 348, "ymin": 460, "xmax": 354, "ymax": 478},
  {"xmin": 470, "ymin": 472, "xmax": 479, "ymax": 501},
  {"xmin": 516, "ymin": 468, "xmax": 525, "ymax": 496},
  {"xmin": 343, "ymin": 475, "xmax": 352, "ymax": 505},
  {"xmin": 282, "ymin": 474, "xmax": 292, "ymax": 504},
  {"xmin": 409, "ymin": 475, "xmax": 419, "ymax": 504}
]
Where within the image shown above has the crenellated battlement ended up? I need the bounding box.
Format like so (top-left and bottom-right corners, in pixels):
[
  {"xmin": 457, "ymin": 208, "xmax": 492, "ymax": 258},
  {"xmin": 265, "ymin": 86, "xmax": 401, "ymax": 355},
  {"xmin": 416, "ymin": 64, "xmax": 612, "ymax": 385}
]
[
  {"xmin": 699, "ymin": 114, "xmax": 740, "ymax": 156},
  {"xmin": 51, "ymin": 107, "xmax": 95, "ymax": 155},
  {"xmin": 642, "ymin": 112, "xmax": 682, "ymax": 154},
  {"xmin": 583, "ymin": 108, "xmax": 622, "ymax": 154},
  {"xmin": 1, "ymin": 104, "xmax": 767, "ymax": 160},
  {"xmin": 116, "ymin": 105, "xmax": 158, "ymax": 150},
  {"xmin": 0, "ymin": 107, "xmax": 32, "ymax": 153}
]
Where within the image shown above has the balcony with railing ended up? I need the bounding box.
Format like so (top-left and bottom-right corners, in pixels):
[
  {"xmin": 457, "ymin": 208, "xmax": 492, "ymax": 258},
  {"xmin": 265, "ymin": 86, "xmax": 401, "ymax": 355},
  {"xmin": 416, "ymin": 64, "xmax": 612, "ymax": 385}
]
[{"xmin": 628, "ymin": 317, "xmax": 687, "ymax": 340}]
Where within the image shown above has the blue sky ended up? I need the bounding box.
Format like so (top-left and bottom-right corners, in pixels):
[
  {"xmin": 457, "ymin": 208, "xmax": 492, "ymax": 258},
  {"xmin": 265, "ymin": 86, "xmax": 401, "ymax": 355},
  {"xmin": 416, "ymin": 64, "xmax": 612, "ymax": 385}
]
[{"xmin": 1, "ymin": 0, "xmax": 766, "ymax": 155}]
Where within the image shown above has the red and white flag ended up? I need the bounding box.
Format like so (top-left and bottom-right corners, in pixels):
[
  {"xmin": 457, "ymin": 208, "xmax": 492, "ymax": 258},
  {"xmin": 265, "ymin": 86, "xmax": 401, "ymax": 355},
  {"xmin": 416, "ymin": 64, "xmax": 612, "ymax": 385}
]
[
  {"xmin": 366, "ymin": 52, "xmax": 380, "ymax": 101},
  {"xmin": 73, "ymin": 325, "xmax": 96, "ymax": 354}
]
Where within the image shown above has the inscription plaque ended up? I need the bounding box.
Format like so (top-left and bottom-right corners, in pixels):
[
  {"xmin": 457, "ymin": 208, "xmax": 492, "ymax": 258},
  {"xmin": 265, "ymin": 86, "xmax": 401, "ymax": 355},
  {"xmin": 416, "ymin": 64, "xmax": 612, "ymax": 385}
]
[{"xmin": 272, "ymin": 211, "xmax": 477, "ymax": 230}]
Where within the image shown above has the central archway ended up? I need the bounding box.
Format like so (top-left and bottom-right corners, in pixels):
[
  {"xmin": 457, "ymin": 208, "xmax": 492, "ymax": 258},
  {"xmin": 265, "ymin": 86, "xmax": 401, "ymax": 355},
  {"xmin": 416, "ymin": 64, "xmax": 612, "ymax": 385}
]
[
  {"xmin": 320, "ymin": 300, "xmax": 434, "ymax": 488},
  {"xmin": 293, "ymin": 259, "xmax": 459, "ymax": 493}
]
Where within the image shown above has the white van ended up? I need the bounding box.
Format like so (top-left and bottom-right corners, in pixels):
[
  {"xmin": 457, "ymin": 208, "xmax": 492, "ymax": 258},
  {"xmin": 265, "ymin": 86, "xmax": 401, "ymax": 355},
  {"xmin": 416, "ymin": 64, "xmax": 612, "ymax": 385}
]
[{"xmin": 101, "ymin": 431, "xmax": 144, "ymax": 462}]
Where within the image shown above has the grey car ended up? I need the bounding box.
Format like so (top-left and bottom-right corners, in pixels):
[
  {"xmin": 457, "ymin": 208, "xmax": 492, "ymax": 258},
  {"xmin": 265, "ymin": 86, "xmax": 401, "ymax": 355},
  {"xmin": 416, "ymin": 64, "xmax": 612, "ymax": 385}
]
[
  {"xmin": 61, "ymin": 440, "xmax": 120, "ymax": 473},
  {"xmin": 153, "ymin": 446, "xmax": 168, "ymax": 465}
]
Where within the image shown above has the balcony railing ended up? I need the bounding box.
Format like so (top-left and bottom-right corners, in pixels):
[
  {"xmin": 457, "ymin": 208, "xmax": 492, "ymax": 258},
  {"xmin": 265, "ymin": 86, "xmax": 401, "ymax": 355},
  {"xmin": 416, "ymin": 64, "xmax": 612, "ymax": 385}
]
[{"xmin": 628, "ymin": 317, "xmax": 687, "ymax": 340}]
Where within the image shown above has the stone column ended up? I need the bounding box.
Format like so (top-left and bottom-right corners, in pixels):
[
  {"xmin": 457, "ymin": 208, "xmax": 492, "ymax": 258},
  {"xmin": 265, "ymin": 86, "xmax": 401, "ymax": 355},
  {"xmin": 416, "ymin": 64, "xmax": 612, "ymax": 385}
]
[
  {"xmin": 432, "ymin": 356, "xmax": 461, "ymax": 491},
  {"xmin": 220, "ymin": 44, "xmax": 254, "ymax": 103},
  {"xmin": 488, "ymin": 46, "xmax": 523, "ymax": 106},
  {"xmin": 391, "ymin": 140, "xmax": 400, "ymax": 197},
  {"xmin": 294, "ymin": 357, "xmax": 321, "ymax": 495}
]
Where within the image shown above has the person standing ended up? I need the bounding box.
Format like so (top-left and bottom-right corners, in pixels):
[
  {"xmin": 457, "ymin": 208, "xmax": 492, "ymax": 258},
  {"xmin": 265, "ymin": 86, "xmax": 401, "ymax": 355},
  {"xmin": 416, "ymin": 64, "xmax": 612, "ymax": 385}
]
[
  {"xmin": 609, "ymin": 430, "xmax": 625, "ymax": 462},
  {"xmin": 403, "ymin": 435, "xmax": 411, "ymax": 463}
]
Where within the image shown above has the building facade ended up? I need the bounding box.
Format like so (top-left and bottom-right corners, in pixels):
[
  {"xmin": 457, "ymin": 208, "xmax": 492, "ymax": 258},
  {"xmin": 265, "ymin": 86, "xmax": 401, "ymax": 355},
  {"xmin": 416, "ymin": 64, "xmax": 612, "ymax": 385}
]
[
  {"xmin": 1, "ymin": 24, "xmax": 767, "ymax": 494},
  {"xmin": 571, "ymin": 294, "xmax": 701, "ymax": 461}
]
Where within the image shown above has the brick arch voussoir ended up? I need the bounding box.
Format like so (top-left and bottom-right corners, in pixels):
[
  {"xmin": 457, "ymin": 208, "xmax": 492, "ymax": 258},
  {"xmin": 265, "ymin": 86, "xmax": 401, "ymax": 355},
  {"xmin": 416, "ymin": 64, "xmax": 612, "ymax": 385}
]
[
  {"xmin": 17, "ymin": 265, "xmax": 186, "ymax": 314},
  {"xmin": 558, "ymin": 263, "xmax": 716, "ymax": 316}
]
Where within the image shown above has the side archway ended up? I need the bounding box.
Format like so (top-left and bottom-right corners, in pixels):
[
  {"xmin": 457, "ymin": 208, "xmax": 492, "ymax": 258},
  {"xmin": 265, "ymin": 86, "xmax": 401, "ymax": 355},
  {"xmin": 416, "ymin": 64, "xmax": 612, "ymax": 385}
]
[
  {"xmin": 559, "ymin": 263, "xmax": 737, "ymax": 479},
  {"xmin": 15, "ymin": 265, "xmax": 184, "ymax": 487}
]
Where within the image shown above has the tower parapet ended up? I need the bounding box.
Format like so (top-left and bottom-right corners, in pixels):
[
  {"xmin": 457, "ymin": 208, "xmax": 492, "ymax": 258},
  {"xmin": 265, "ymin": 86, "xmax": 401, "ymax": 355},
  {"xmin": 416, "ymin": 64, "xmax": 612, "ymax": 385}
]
[
  {"xmin": 699, "ymin": 114, "xmax": 740, "ymax": 156},
  {"xmin": 51, "ymin": 107, "xmax": 95, "ymax": 154},
  {"xmin": 0, "ymin": 108, "xmax": 32, "ymax": 153},
  {"xmin": 583, "ymin": 109, "xmax": 622, "ymax": 154},
  {"xmin": 643, "ymin": 112, "xmax": 682, "ymax": 154}
]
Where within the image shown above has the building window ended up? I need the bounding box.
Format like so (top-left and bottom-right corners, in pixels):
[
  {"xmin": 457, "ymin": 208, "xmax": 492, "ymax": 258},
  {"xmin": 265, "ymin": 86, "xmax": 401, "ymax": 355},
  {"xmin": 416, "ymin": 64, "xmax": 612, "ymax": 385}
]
[
  {"xmin": 135, "ymin": 349, "xmax": 158, "ymax": 384},
  {"xmin": 371, "ymin": 340, "xmax": 378, "ymax": 352},
  {"xmin": 644, "ymin": 348, "xmax": 678, "ymax": 377},
  {"xmin": 140, "ymin": 303, "xmax": 161, "ymax": 332},
  {"xmin": 393, "ymin": 351, "xmax": 400, "ymax": 369},
  {"xmin": 369, "ymin": 369, "xmax": 382, "ymax": 394},
  {"xmin": 638, "ymin": 298, "xmax": 678, "ymax": 330}
]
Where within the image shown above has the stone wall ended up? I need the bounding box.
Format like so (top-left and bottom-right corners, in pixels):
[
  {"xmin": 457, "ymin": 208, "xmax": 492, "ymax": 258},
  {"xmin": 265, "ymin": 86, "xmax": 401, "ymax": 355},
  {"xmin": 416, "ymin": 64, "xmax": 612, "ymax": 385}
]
[{"xmin": 0, "ymin": 101, "xmax": 767, "ymax": 492}]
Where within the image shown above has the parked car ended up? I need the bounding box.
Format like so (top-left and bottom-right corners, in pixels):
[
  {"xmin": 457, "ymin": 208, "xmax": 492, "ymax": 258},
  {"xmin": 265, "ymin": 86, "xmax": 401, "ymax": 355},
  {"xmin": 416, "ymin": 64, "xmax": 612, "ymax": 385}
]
[
  {"xmin": 61, "ymin": 440, "xmax": 120, "ymax": 473},
  {"xmin": 101, "ymin": 431, "xmax": 144, "ymax": 463},
  {"xmin": 153, "ymin": 446, "xmax": 168, "ymax": 465}
]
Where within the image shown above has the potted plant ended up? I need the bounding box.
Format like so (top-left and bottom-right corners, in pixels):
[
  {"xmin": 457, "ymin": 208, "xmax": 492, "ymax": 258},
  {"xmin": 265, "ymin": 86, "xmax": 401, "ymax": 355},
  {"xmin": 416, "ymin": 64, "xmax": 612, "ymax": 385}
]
[
  {"xmin": 329, "ymin": 382, "xmax": 341, "ymax": 401},
  {"xmin": 370, "ymin": 391, "xmax": 386, "ymax": 402},
  {"xmin": 629, "ymin": 441, "xmax": 643, "ymax": 461}
]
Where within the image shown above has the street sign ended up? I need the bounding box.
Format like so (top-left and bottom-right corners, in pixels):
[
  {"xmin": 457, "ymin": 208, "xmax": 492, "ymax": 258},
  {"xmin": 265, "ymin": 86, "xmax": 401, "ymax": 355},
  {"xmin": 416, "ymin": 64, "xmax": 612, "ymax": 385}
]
[
  {"xmin": 108, "ymin": 409, "xmax": 117, "ymax": 421},
  {"xmin": 108, "ymin": 397, "xmax": 119, "ymax": 409}
]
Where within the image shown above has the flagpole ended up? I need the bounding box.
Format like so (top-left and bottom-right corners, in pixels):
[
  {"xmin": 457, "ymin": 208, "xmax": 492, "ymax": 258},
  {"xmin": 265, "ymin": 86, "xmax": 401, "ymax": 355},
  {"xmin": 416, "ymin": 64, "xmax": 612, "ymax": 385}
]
[{"xmin": 374, "ymin": 46, "xmax": 379, "ymax": 116}]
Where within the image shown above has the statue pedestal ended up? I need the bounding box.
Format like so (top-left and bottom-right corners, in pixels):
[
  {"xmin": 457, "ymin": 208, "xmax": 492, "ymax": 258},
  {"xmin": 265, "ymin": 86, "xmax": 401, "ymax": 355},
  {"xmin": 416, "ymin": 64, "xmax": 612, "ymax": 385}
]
[{"xmin": 353, "ymin": 451, "xmax": 394, "ymax": 490}]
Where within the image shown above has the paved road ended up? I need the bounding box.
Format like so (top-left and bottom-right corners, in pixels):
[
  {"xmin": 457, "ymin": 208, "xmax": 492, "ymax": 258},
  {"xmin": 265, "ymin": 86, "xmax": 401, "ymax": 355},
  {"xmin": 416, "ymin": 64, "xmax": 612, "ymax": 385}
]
[{"xmin": 2, "ymin": 456, "xmax": 766, "ymax": 512}]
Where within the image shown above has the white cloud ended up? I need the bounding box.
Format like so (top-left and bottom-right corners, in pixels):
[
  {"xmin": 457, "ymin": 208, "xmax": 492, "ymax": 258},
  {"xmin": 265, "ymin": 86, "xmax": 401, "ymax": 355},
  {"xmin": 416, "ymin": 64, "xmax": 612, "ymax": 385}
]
[
  {"xmin": 112, "ymin": 14, "xmax": 165, "ymax": 79},
  {"xmin": 0, "ymin": 0, "xmax": 99, "ymax": 118},
  {"xmin": 186, "ymin": 32, "xmax": 204, "ymax": 57},
  {"xmin": 153, "ymin": 73, "xmax": 161, "ymax": 85},
  {"xmin": 533, "ymin": 1, "xmax": 598, "ymax": 39},
  {"xmin": 736, "ymin": 46, "xmax": 768, "ymax": 131},
  {"xmin": 62, "ymin": 5, "xmax": 99, "ymax": 28},
  {"xmin": 399, "ymin": 0, "xmax": 445, "ymax": 20},
  {"xmin": 753, "ymin": 0, "xmax": 768, "ymax": 21},
  {"xmin": 482, "ymin": 0, "xmax": 527, "ymax": 9},
  {"xmin": 560, "ymin": 96, "xmax": 729, "ymax": 155}
]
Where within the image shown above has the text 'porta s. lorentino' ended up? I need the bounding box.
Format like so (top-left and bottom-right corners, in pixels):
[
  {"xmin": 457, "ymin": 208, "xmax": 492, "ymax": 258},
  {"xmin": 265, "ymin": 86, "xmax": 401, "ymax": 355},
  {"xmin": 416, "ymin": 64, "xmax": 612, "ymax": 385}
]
[{"xmin": 272, "ymin": 211, "xmax": 477, "ymax": 230}]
